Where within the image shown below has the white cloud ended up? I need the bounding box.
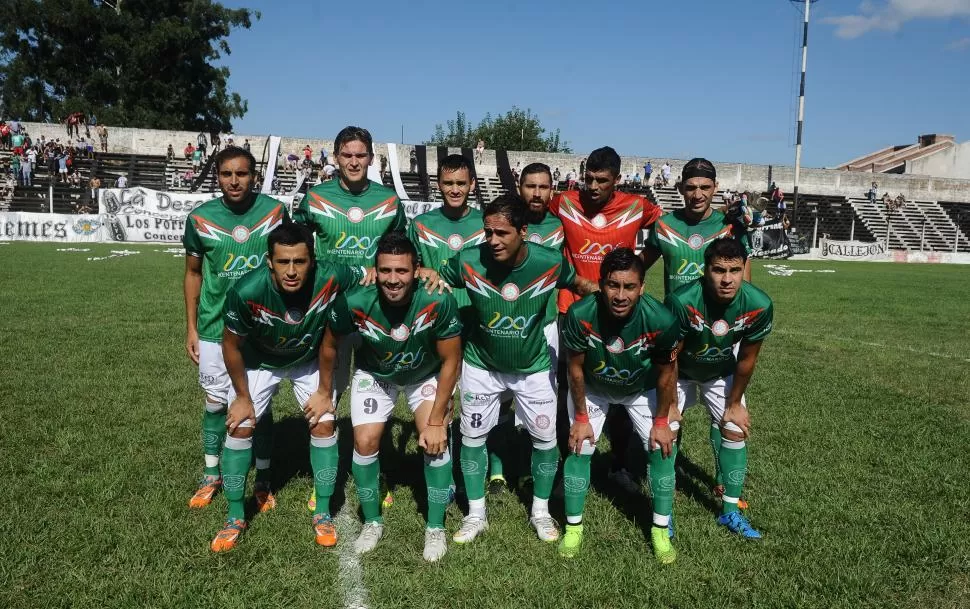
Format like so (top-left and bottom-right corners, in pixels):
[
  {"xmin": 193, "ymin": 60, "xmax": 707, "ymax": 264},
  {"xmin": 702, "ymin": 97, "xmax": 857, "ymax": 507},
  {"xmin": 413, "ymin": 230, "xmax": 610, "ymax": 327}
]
[
  {"xmin": 823, "ymin": 0, "xmax": 970, "ymax": 39},
  {"xmin": 946, "ymin": 36, "xmax": 970, "ymax": 49}
]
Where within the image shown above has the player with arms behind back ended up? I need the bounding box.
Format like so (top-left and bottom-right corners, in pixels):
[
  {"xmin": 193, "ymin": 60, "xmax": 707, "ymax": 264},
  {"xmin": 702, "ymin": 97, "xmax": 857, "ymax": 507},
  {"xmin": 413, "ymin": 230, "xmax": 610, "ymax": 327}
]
[
  {"xmin": 665, "ymin": 238, "xmax": 773, "ymax": 540},
  {"xmin": 183, "ymin": 147, "xmax": 288, "ymax": 512},
  {"xmin": 323, "ymin": 232, "xmax": 462, "ymax": 562}
]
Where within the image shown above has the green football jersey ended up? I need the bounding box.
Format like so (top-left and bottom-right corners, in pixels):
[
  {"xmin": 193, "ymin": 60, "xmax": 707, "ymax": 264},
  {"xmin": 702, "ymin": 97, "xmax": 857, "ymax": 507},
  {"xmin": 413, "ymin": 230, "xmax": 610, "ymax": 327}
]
[
  {"xmin": 223, "ymin": 262, "xmax": 363, "ymax": 369},
  {"xmin": 329, "ymin": 284, "xmax": 462, "ymax": 385},
  {"xmin": 183, "ymin": 194, "xmax": 289, "ymax": 342},
  {"xmin": 294, "ymin": 179, "xmax": 406, "ymax": 266},
  {"xmin": 441, "ymin": 242, "xmax": 575, "ymax": 374},
  {"xmin": 561, "ymin": 294, "xmax": 680, "ymax": 400},
  {"xmin": 645, "ymin": 209, "xmax": 749, "ymax": 296},
  {"xmin": 407, "ymin": 206, "xmax": 485, "ymax": 309},
  {"xmin": 526, "ymin": 212, "xmax": 565, "ymax": 249},
  {"xmin": 665, "ymin": 280, "xmax": 773, "ymax": 383}
]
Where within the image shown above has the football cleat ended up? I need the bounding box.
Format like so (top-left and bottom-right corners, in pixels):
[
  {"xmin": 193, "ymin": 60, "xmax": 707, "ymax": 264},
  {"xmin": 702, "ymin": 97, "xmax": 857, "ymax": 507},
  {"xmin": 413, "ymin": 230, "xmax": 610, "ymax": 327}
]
[
  {"xmin": 210, "ymin": 518, "xmax": 246, "ymax": 553},
  {"xmin": 717, "ymin": 511, "xmax": 762, "ymax": 539},
  {"xmin": 530, "ymin": 514, "xmax": 560, "ymax": 542},
  {"xmin": 714, "ymin": 484, "xmax": 748, "ymax": 509},
  {"xmin": 558, "ymin": 524, "xmax": 584, "ymax": 558},
  {"xmin": 189, "ymin": 475, "xmax": 221, "ymax": 509},
  {"xmin": 354, "ymin": 521, "xmax": 384, "ymax": 554},
  {"xmin": 651, "ymin": 526, "xmax": 677, "ymax": 564},
  {"xmin": 487, "ymin": 475, "xmax": 508, "ymax": 495},
  {"xmin": 423, "ymin": 527, "xmax": 448, "ymax": 562},
  {"xmin": 453, "ymin": 515, "xmax": 489, "ymax": 544},
  {"xmin": 313, "ymin": 514, "xmax": 338, "ymax": 547},
  {"xmin": 254, "ymin": 482, "xmax": 276, "ymax": 513}
]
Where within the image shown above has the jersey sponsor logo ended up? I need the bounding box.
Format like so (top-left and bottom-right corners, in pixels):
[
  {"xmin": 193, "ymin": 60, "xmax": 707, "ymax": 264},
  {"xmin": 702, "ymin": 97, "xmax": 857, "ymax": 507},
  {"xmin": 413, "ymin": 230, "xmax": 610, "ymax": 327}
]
[
  {"xmin": 486, "ymin": 312, "xmax": 538, "ymax": 338},
  {"xmin": 687, "ymin": 233, "xmax": 704, "ymax": 250},
  {"xmin": 447, "ymin": 234, "xmax": 464, "ymax": 250},
  {"xmin": 691, "ymin": 343, "xmax": 734, "ymax": 361},
  {"xmin": 223, "ymin": 252, "xmax": 267, "ymax": 273},
  {"xmin": 676, "ymin": 259, "xmax": 704, "ymax": 277},
  {"xmin": 391, "ymin": 324, "xmax": 410, "ymax": 341},
  {"xmin": 333, "ymin": 231, "xmax": 379, "ymax": 258},
  {"xmin": 380, "ymin": 347, "xmax": 425, "ymax": 369},
  {"xmin": 284, "ymin": 308, "xmax": 305, "ymax": 324},
  {"xmin": 592, "ymin": 360, "xmax": 645, "ymax": 384},
  {"xmin": 462, "ymin": 391, "xmax": 490, "ymax": 404},
  {"xmin": 711, "ymin": 320, "xmax": 729, "ymax": 336},
  {"xmin": 231, "ymin": 225, "xmax": 250, "ymax": 243},
  {"xmin": 275, "ymin": 332, "xmax": 314, "ymax": 351},
  {"xmin": 579, "ymin": 239, "xmax": 614, "ymax": 256},
  {"xmin": 347, "ymin": 207, "xmax": 364, "ymax": 223},
  {"xmin": 501, "ymin": 283, "xmax": 519, "ymax": 301}
]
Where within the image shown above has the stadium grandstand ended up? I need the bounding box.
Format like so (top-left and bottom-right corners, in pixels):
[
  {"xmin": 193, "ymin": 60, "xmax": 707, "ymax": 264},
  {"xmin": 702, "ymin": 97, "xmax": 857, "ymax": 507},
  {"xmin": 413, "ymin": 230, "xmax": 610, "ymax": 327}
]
[{"xmin": 3, "ymin": 121, "xmax": 970, "ymax": 253}]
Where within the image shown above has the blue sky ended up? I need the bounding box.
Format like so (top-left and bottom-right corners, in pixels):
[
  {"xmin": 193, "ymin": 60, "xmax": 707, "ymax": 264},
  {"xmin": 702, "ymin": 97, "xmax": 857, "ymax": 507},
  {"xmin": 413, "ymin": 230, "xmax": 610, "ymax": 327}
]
[{"xmin": 221, "ymin": 0, "xmax": 970, "ymax": 168}]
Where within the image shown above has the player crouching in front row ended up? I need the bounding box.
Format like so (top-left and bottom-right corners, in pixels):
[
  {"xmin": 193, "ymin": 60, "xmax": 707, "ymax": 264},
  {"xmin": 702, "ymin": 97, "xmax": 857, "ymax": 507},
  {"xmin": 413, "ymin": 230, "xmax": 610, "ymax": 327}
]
[
  {"xmin": 211, "ymin": 222, "xmax": 363, "ymax": 552},
  {"xmin": 321, "ymin": 232, "xmax": 462, "ymax": 562}
]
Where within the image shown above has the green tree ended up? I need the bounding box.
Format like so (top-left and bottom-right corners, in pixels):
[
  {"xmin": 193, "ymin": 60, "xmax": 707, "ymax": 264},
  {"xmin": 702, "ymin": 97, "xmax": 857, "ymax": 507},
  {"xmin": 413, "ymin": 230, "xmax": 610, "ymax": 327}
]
[
  {"xmin": 427, "ymin": 107, "xmax": 571, "ymax": 153},
  {"xmin": 0, "ymin": 0, "xmax": 257, "ymax": 133}
]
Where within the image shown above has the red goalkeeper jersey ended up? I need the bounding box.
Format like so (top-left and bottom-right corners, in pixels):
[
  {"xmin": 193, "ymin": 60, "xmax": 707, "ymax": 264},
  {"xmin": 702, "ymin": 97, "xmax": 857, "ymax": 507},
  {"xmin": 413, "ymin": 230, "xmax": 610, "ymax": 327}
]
[{"xmin": 550, "ymin": 190, "xmax": 662, "ymax": 313}]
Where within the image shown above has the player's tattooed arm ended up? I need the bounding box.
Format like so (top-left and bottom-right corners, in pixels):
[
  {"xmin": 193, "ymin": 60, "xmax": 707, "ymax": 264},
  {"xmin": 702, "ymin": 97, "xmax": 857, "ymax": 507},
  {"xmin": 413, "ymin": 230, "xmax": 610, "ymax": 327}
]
[
  {"xmin": 222, "ymin": 328, "xmax": 255, "ymax": 433},
  {"xmin": 420, "ymin": 336, "xmax": 461, "ymax": 456},
  {"xmin": 722, "ymin": 340, "xmax": 764, "ymax": 439},
  {"xmin": 566, "ymin": 349, "xmax": 595, "ymax": 455},
  {"xmin": 183, "ymin": 255, "xmax": 203, "ymax": 364}
]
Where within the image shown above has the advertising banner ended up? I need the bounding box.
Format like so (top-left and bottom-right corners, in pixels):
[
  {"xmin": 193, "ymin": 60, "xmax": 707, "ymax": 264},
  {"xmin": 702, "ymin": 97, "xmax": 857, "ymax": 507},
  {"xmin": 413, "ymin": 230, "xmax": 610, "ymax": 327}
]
[
  {"xmin": 818, "ymin": 238, "xmax": 889, "ymax": 261},
  {"xmin": 0, "ymin": 212, "xmax": 107, "ymax": 242}
]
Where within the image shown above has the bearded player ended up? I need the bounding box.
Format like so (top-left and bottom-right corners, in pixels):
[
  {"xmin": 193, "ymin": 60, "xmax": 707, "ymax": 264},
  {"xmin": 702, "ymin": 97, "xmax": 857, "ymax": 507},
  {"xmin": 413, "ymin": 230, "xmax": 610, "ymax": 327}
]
[
  {"xmin": 550, "ymin": 146, "xmax": 663, "ymax": 492},
  {"xmin": 642, "ymin": 158, "xmax": 753, "ymax": 506},
  {"xmin": 560, "ymin": 248, "xmax": 681, "ymax": 562},
  {"xmin": 665, "ymin": 238, "xmax": 773, "ymax": 540},
  {"xmin": 210, "ymin": 222, "xmax": 363, "ymax": 552},
  {"xmin": 322, "ymin": 232, "xmax": 462, "ymax": 561},
  {"xmin": 439, "ymin": 195, "xmax": 598, "ymax": 544},
  {"xmin": 183, "ymin": 147, "xmax": 288, "ymax": 512}
]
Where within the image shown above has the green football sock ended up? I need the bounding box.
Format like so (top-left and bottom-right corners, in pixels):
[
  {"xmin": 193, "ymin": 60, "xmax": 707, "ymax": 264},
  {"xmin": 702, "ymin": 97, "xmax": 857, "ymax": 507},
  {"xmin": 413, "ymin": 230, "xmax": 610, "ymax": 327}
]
[
  {"xmin": 460, "ymin": 437, "xmax": 488, "ymax": 501},
  {"xmin": 310, "ymin": 434, "xmax": 339, "ymax": 518},
  {"xmin": 352, "ymin": 451, "xmax": 382, "ymax": 523},
  {"xmin": 221, "ymin": 435, "xmax": 252, "ymax": 522},
  {"xmin": 487, "ymin": 438, "xmax": 505, "ymax": 479},
  {"xmin": 649, "ymin": 443, "xmax": 678, "ymax": 522},
  {"xmin": 253, "ymin": 410, "xmax": 273, "ymax": 484},
  {"xmin": 709, "ymin": 424, "xmax": 724, "ymax": 486},
  {"xmin": 719, "ymin": 439, "xmax": 747, "ymax": 515},
  {"xmin": 531, "ymin": 444, "xmax": 560, "ymax": 500},
  {"xmin": 563, "ymin": 453, "xmax": 592, "ymax": 524},
  {"xmin": 425, "ymin": 450, "xmax": 453, "ymax": 529},
  {"xmin": 202, "ymin": 404, "xmax": 226, "ymax": 477}
]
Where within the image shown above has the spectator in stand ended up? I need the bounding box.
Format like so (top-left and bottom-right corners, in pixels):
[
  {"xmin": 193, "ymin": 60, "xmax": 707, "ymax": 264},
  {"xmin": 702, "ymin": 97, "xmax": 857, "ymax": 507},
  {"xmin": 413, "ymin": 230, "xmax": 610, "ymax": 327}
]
[
  {"xmin": 66, "ymin": 113, "xmax": 78, "ymax": 138},
  {"xmin": 69, "ymin": 168, "xmax": 82, "ymax": 188},
  {"xmin": 476, "ymin": 138, "xmax": 485, "ymax": 163},
  {"xmin": 192, "ymin": 145, "xmax": 203, "ymax": 170},
  {"xmin": 172, "ymin": 169, "xmax": 183, "ymax": 189},
  {"xmin": 26, "ymin": 147, "xmax": 37, "ymax": 176},
  {"xmin": 633, "ymin": 172, "xmax": 642, "ymax": 187},
  {"xmin": 11, "ymin": 151, "xmax": 23, "ymax": 186},
  {"xmin": 197, "ymin": 132, "xmax": 208, "ymax": 160},
  {"xmin": 322, "ymin": 162, "xmax": 336, "ymax": 181},
  {"xmin": 86, "ymin": 114, "xmax": 97, "ymax": 138},
  {"xmin": 409, "ymin": 148, "xmax": 418, "ymax": 172},
  {"xmin": 643, "ymin": 160, "xmax": 652, "ymax": 184},
  {"xmin": 57, "ymin": 151, "xmax": 69, "ymax": 183},
  {"xmin": 167, "ymin": 144, "xmax": 175, "ymax": 161},
  {"xmin": 97, "ymin": 125, "xmax": 108, "ymax": 153},
  {"xmin": 225, "ymin": 133, "xmax": 235, "ymax": 147},
  {"xmin": 271, "ymin": 175, "xmax": 282, "ymax": 194},
  {"xmin": 184, "ymin": 168, "xmax": 195, "ymax": 186},
  {"xmin": 579, "ymin": 159, "xmax": 586, "ymax": 176},
  {"xmin": 661, "ymin": 161, "xmax": 671, "ymax": 187},
  {"xmin": 565, "ymin": 168, "xmax": 577, "ymax": 190},
  {"xmin": 211, "ymin": 133, "xmax": 222, "ymax": 154},
  {"xmin": 243, "ymin": 139, "xmax": 251, "ymax": 152},
  {"xmin": 868, "ymin": 181, "xmax": 878, "ymax": 205},
  {"xmin": 303, "ymin": 144, "xmax": 313, "ymax": 164},
  {"xmin": 770, "ymin": 182, "xmax": 783, "ymax": 207},
  {"xmin": 184, "ymin": 142, "xmax": 194, "ymax": 160},
  {"xmin": 320, "ymin": 147, "xmax": 328, "ymax": 166},
  {"xmin": 285, "ymin": 152, "xmax": 299, "ymax": 171},
  {"xmin": 21, "ymin": 153, "xmax": 33, "ymax": 186},
  {"xmin": 0, "ymin": 121, "xmax": 10, "ymax": 150},
  {"xmin": 553, "ymin": 167, "xmax": 561, "ymax": 189},
  {"xmin": 116, "ymin": 174, "xmax": 128, "ymax": 188},
  {"xmin": 379, "ymin": 155, "xmax": 388, "ymax": 179}
]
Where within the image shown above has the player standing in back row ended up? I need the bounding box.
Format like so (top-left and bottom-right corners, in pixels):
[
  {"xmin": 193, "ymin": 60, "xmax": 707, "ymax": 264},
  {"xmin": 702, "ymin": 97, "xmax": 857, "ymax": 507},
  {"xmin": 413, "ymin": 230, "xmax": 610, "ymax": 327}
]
[{"xmin": 183, "ymin": 147, "xmax": 288, "ymax": 512}]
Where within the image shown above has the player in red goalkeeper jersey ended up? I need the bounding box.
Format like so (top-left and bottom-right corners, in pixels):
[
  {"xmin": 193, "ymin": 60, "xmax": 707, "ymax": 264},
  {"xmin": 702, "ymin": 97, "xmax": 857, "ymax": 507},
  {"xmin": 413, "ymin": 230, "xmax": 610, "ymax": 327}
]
[{"xmin": 549, "ymin": 146, "xmax": 664, "ymax": 491}]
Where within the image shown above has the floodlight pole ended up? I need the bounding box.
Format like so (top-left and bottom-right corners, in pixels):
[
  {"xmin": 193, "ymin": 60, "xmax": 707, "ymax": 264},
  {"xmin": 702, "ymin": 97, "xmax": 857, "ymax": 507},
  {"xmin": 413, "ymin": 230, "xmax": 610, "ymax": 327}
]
[{"xmin": 792, "ymin": 0, "xmax": 816, "ymax": 216}]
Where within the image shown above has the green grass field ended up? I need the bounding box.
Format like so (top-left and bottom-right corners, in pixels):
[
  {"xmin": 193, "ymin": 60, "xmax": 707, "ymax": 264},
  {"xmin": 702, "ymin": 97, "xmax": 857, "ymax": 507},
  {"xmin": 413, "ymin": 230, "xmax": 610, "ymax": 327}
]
[{"xmin": 2, "ymin": 242, "xmax": 969, "ymax": 609}]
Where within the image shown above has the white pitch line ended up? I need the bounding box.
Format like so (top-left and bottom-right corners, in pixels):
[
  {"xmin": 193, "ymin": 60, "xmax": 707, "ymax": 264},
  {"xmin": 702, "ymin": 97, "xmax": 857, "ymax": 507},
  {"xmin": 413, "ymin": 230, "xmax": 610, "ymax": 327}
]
[
  {"xmin": 333, "ymin": 504, "xmax": 369, "ymax": 609},
  {"xmin": 777, "ymin": 329, "xmax": 970, "ymax": 363}
]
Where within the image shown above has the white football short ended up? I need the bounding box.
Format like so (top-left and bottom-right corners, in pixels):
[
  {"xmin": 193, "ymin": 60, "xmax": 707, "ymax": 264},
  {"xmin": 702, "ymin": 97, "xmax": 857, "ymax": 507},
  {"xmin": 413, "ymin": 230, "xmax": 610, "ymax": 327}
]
[
  {"xmin": 499, "ymin": 321, "xmax": 559, "ymax": 417},
  {"xmin": 459, "ymin": 361, "xmax": 557, "ymax": 442},
  {"xmin": 677, "ymin": 376, "xmax": 747, "ymax": 434},
  {"xmin": 198, "ymin": 339, "xmax": 231, "ymax": 403},
  {"xmin": 567, "ymin": 388, "xmax": 684, "ymax": 453},
  {"xmin": 349, "ymin": 369, "xmax": 441, "ymax": 427},
  {"xmin": 227, "ymin": 359, "xmax": 325, "ymax": 427}
]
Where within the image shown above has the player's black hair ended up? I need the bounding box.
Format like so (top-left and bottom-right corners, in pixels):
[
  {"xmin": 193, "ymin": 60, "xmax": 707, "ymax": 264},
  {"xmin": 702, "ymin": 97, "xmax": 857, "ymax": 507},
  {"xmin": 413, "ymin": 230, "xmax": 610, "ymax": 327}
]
[
  {"xmin": 519, "ymin": 162, "xmax": 552, "ymax": 186},
  {"xmin": 704, "ymin": 236, "xmax": 748, "ymax": 265},
  {"xmin": 375, "ymin": 231, "xmax": 417, "ymax": 267},
  {"xmin": 600, "ymin": 247, "xmax": 645, "ymax": 283},
  {"xmin": 214, "ymin": 146, "xmax": 257, "ymax": 175},
  {"xmin": 334, "ymin": 125, "xmax": 374, "ymax": 156},
  {"xmin": 268, "ymin": 221, "xmax": 315, "ymax": 259},
  {"xmin": 437, "ymin": 154, "xmax": 473, "ymax": 179},
  {"xmin": 483, "ymin": 194, "xmax": 528, "ymax": 230},
  {"xmin": 681, "ymin": 157, "xmax": 717, "ymax": 182},
  {"xmin": 584, "ymin": 146, "xmax": 622, "ymax": 178}
]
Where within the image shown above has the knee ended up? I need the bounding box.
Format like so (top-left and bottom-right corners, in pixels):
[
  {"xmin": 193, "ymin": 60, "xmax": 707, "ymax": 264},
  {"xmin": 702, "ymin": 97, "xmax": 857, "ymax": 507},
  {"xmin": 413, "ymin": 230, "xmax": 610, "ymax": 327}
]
[
  {"xmin": 721, "ymin": 425, "xmax": 745, "ymax": 444},
  {"xmin": 310, "ymin": 419, "xmax": 335, "ymax": 439},
  {"xmin": 353, "ymin": 433, "xmax": 381, "ymax": 457},
  {"xmin": 532, "ymin": 437, "xmax": 558, "ymax": 452},
  {"xmin": 229, "ymin": 426, "xmax": 254, "ymax": 440}
]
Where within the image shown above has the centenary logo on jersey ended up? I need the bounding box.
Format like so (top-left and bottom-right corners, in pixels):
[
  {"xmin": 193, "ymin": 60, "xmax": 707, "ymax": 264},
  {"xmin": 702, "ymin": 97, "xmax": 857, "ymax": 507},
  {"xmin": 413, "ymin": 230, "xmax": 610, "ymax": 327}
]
[
  {"xmin": 688, "ymin": 233, "xmax": 704, "ymax": 250},
  {"xmin": 447, "ymin": 234, "xmax": 464, "ymax": 250},
  {"xmin": 692, "ymin": 343, "xmax": 734, "ymax": 361},
  {"xmin": 711, "ymin": 320, "xmax": 729, "ymax": 336},
  {"xmin": 347, "ymin": 207, "xmax": 364, "ymax": 223},
  {"xmin": 486, "ymin": 312, "xmax": 537, "ymax": 339},
  {"xmin": 391, "ymin": 324, "xmax": 410, "ymax": 341},
  {"xmin": 501, "ymin": 283, "xmax": 519, "ymax": 301},
  {"xmin": 592, "ymin": 360, "xmax": 645, "ymax": 384},
  {"xmin": 380, "ymin": 347, "xmax": 425, "ymax": 369},
  {"xmin": 333, "ymin": 232, "xmax": 379, "ymax": 258},
  {"xmin": 231, "ymin": 225, "xmax": 250, "ymax": 243},
  {"xmin": 223, "ymin": 252, "xmax": 267, "ymax": 273},
  {"xmin": 284, "ymin": 308, "xmax": 305, "ymax": 324},
  {"xmin": 579, "ymin": 239, "xmax": 615, "ymax": 256}
]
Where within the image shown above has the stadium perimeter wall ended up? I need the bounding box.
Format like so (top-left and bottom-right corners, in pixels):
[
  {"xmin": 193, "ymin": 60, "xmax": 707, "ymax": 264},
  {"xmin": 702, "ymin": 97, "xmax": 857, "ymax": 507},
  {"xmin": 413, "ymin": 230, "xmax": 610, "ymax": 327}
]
[{"xmin": 21, "ymin": 122, "xmax": 970, "ymax": 203}]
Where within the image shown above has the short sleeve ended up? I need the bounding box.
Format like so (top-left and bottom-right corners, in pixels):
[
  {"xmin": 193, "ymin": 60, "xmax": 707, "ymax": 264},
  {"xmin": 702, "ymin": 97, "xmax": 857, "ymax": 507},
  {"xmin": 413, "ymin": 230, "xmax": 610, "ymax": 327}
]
[
  {"xmin": 182, "ymin": 215, "xmax": 203, "ymax": 256},
  {"xmin": 556, "ymin": 252, "xmax": 577, "ymax": 288},
  {"xmin": 560, "ymin": 304, "xmax": 589, "ymax": 353},
  {"xmin": 640, "ymin": 197, "xmax": 663, "ymax": 228},
  {"xmin": 440, "ymin": 252, "xmax": 465, "ymax": 288},
  {"xmin": 433, "ymin": 294, "xmax": 462, "ymax": 340},
  {"xmin": 742, "ymin": 302, "xmax": 773, "ymax": 343},
  {"xmin": 292, "ymin": 194, "xmax": 310, "ymax": 225},
  {"xmin": 223, "ymin": 287, "xmax": 253, "ymax": 337},
  {"xmin": 331, "ymin": 262, "xmax": 364, "ymax": 291},
  {"xmin": 649, "ymin": 307, "xmax": 681, "ymax": 363},
  {"xmin": 663, "ymin": 293, "xmax": 690, "ymax": 341},
  {"xmin": 389, "ymin": 200, "xmax": 407, "ymax": 234},
  {"xmin": 644, "ymin": 221, "xmax": 661, "ymax": 254},
  {"xmin": 327, "ymin": 292, "xmax": 355, "ymax": 336}
]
